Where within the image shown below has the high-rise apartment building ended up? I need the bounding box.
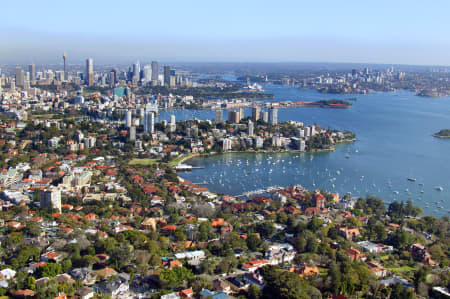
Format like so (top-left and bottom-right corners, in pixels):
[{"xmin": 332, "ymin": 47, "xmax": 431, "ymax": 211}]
[
  {"xmin": 39, "ymin": 187, "xmax": 61, "ymax": 212},
  {"xmin": 252, "ymin": 106, "xmax": 260, "ymax": 121},
  {"xmin": 269, "ymin": 108, "xmax": 278, "ymax": 125},
  {"xmin": 125, "ymin": 110, "xmax": 132, "ymax": 128},
  {"xmin": 144, "ymin": 112, "xmax": 155, "ymax": 133},
  {"xmin": 248, "ymin": 120, "xmax": 254, "ymax": 136},
  {"xmin": 228, "ymin": 110, "xmax": 240, "ymax": 123},
  {"xmin": 215, "ymin": 109, "xmax": 223, "ymax": 124}
]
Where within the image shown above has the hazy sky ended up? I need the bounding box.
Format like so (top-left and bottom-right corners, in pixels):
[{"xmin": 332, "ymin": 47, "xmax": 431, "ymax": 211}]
[{"xmin": 2, "ymin": 0, "xmax": 450, "ymax": 65}]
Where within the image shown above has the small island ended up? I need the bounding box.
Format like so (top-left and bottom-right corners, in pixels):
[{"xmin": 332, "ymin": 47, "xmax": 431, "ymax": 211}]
[{"xmin": 433, "ymin": 129, "xmax": 450, "ymax": 138}]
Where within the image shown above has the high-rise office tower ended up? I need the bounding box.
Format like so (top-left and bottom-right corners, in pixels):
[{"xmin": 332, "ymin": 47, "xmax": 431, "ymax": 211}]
[
  {"xmin": 215, "ymin": 109, "xmax": 223, "ymax": 124},
  {"xmin": 164, "ymin": 66, "xmax": 171, "ymax": 87},
  {"xmin": 133, "ymin": 61, "xmax": 141, "ymax": 81},
  {"xmin": 269, "ymin": 108, "xmax": 278, "ymax": 125},
  {"xmin": 248, "ymin": 120, "xmax": 254, "ymax": 136},
  {"xmin": 151, "ymin": 61, "xmax": 159, "ymax": 82},
  {"xmin": 144, "ymin": 112, "xmax": 155, "ymax": 133},
  {"xmin": 62, "ymin": 53, "xmax": 67, "ymax": 81},
  {"xmin": 252, "ymin": 106, "xmax": 260, "ymax": 121},
  {"xmin": 15, "ymin": 67, "xmax": 24, "ymax": 87},
  {"xmin": 125, "ymin": 110, "xmax": 132, "ymax": 128},
  {"xmin": 85, "ymin": 58, "xmax": 94, "ymax": 86},
  {"xmin": 28, "ymin": 64, "xmax": 36, "ymax": 83},
  {"xmin": 143, "ymin": 65, "xmax": 152, "ymax": 82}
]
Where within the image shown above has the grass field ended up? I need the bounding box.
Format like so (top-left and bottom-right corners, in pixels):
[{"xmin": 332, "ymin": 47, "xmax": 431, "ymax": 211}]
[
  {"xmin": 128, "ymin": 158, "xmax": 160, "ymax": 166},
  {"xmin": 386, "ymin": 265, "xmax": 416, "ymax": 280}
]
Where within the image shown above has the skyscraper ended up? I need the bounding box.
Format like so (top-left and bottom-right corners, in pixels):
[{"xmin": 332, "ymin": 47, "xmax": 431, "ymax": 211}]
[
  {"xmin": 164, "ymin": 66, "xmax": 171, "ymax": 87},
  {"xmin": 215, "ymin": 109, "xmax": 223, "ymax": 124},
  {"xmin": 143, "ymin": 65, "xmax": 152, "ymax": 82},
  {"xmin": 269, "ymin": 108, "xmax": 278, "ymax": 125},
  {"xmin": 252, "ymin": 106, "xmax": 260, "ymax": 121},
  {"xmin": 85, "ymin": 58, "xmax": 94, "ymax": 86},
  {"xmin": 125, "ymin": 110, "xmax": 132, "ymax": 128},
  {"xmin": 28, "ymin": 64, "xmax": 36, "ymax": 83},
  {"xmin": 133, "ymin": 61, "xmax": 141, "ymax": 81},
  {"xmin": 62, "ymin": 53, "xmax": 67, "ymax": 81},
  {"xmin": 144, "ymin": 112, "xmax": 155, "ymax": 133},
  {"xmin": 151, "ymin": 61, "xmax": 159, "ymax": 83},
  {"xmin": 15, "ymin": 67, "xmax": 24, "ymax": 87}
]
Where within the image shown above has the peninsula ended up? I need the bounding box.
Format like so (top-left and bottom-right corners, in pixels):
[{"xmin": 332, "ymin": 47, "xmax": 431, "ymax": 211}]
[{"xmin": 433, "ymin": 129, "xmax": 450, "ymax": 138}]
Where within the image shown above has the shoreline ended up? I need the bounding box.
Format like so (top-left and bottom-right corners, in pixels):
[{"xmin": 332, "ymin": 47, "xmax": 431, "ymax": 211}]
[
  {"xmin": 176, "ymin": 138, "xmax": 357, "ymax": 165},
  {"xmin": 433, "ymin": 134, "xmax": 450, "ymax": 139}
]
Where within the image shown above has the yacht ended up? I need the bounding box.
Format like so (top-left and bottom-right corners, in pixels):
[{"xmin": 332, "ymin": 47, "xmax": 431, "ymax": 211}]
[
  {"xmin": 407, "ymin": 177, "xmax": 416, "ymax": 182},
  {"xmin": 435, "ymin": 186, "xmax": 444, "ymax": 191}
]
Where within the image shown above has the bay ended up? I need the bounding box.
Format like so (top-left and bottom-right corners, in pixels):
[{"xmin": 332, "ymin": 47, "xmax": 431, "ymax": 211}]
[{"xmin": 160, "ymin": 85, "xmax": 450, "ymax": 217}]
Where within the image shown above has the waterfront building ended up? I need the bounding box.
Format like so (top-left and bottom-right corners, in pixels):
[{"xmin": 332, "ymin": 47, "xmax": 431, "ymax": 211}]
[
  {"xmin": 252, "ymin": 106, "xmax": 260, "ymax": 121},
  {"xmin": 215, "ymin": 109, "xmax": 223, "ymax": 124},
  {"xmin": 261, "ymin": 111, "xmax": 269, "ymax": 123},
  {"xmin": 228, "ymin": 110, "xmax": 240, "ymax": 123},
  {"xmin": 269, "ymin": 108, "xmax": 278, "ymax": 125},
  {"xmin": 222, "ymin": 138, "xmax": 232, "ymax": 151},
  {"xmin": 304, "ymin": 127, "xmax": 311, "ymax": 137},
  {"xmin": 39, "ymin": 187, "xmax": 61, "ymax": 212},
  {"xmin": 239, "ymin": 107, "xmax": 245, "ymax": 120}
]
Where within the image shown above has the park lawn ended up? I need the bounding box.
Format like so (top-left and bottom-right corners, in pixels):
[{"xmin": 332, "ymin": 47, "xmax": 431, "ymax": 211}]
[
  {"xmin": 129, "ymin": 158, "xmax": 160, "ymax": 166},
  {"xmin": 168, "ymin": 153, "xmax": 195, "ymax": 167}
]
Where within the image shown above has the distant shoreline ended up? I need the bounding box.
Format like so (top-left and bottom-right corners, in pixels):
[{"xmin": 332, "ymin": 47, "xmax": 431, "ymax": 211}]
[{"xmin": 433, "ymin": 134, "xmax": 450, "ymax": 139}]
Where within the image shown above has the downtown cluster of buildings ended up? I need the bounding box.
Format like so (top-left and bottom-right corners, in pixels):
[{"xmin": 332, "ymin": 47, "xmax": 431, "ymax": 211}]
[{"xmin": 0, "ymin": 58, "xmax": 192, "ymax": 92}]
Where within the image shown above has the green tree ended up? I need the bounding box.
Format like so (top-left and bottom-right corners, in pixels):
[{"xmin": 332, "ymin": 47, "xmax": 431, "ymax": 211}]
[
  {"xmin": 36, "ymin": 263, "xmax": 62, "ymax": 278},
  {"xmin": 247, "ymin": 233, "xmax": 262, "ymax": 251}
]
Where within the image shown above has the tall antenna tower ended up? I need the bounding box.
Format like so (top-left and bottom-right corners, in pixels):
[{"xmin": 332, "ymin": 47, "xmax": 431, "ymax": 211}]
[{"xmin": 63, "ymin": 52, "xmax": 67, "ymax": 81}]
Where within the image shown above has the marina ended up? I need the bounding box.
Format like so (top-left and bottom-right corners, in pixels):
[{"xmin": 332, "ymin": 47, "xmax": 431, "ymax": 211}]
[{"xmin": 178, "ymin": 85, "xmax": 450, "ymax": 217}]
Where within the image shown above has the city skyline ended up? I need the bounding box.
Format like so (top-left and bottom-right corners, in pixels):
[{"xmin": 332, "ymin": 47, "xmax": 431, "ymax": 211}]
[{"xmin": 2, "ymin": 0, "xmax": 450, "ymax": 66}]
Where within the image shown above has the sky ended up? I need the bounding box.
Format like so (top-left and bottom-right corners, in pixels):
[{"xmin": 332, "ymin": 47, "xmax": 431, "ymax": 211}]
[{"xmin": 2, "ymin": 0, "xmax": 450, "ymax": 65}]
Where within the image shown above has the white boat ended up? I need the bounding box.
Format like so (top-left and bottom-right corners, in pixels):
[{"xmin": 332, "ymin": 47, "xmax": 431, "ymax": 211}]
[{"xmin": 435, "ymin": 186, "xmax": 444, "ymax": 191}]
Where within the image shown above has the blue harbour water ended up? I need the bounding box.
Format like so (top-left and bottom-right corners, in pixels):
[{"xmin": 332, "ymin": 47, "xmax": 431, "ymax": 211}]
[{"xmin": 161, "ymin": 85, "xmax": 450, "ymax": 217}]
